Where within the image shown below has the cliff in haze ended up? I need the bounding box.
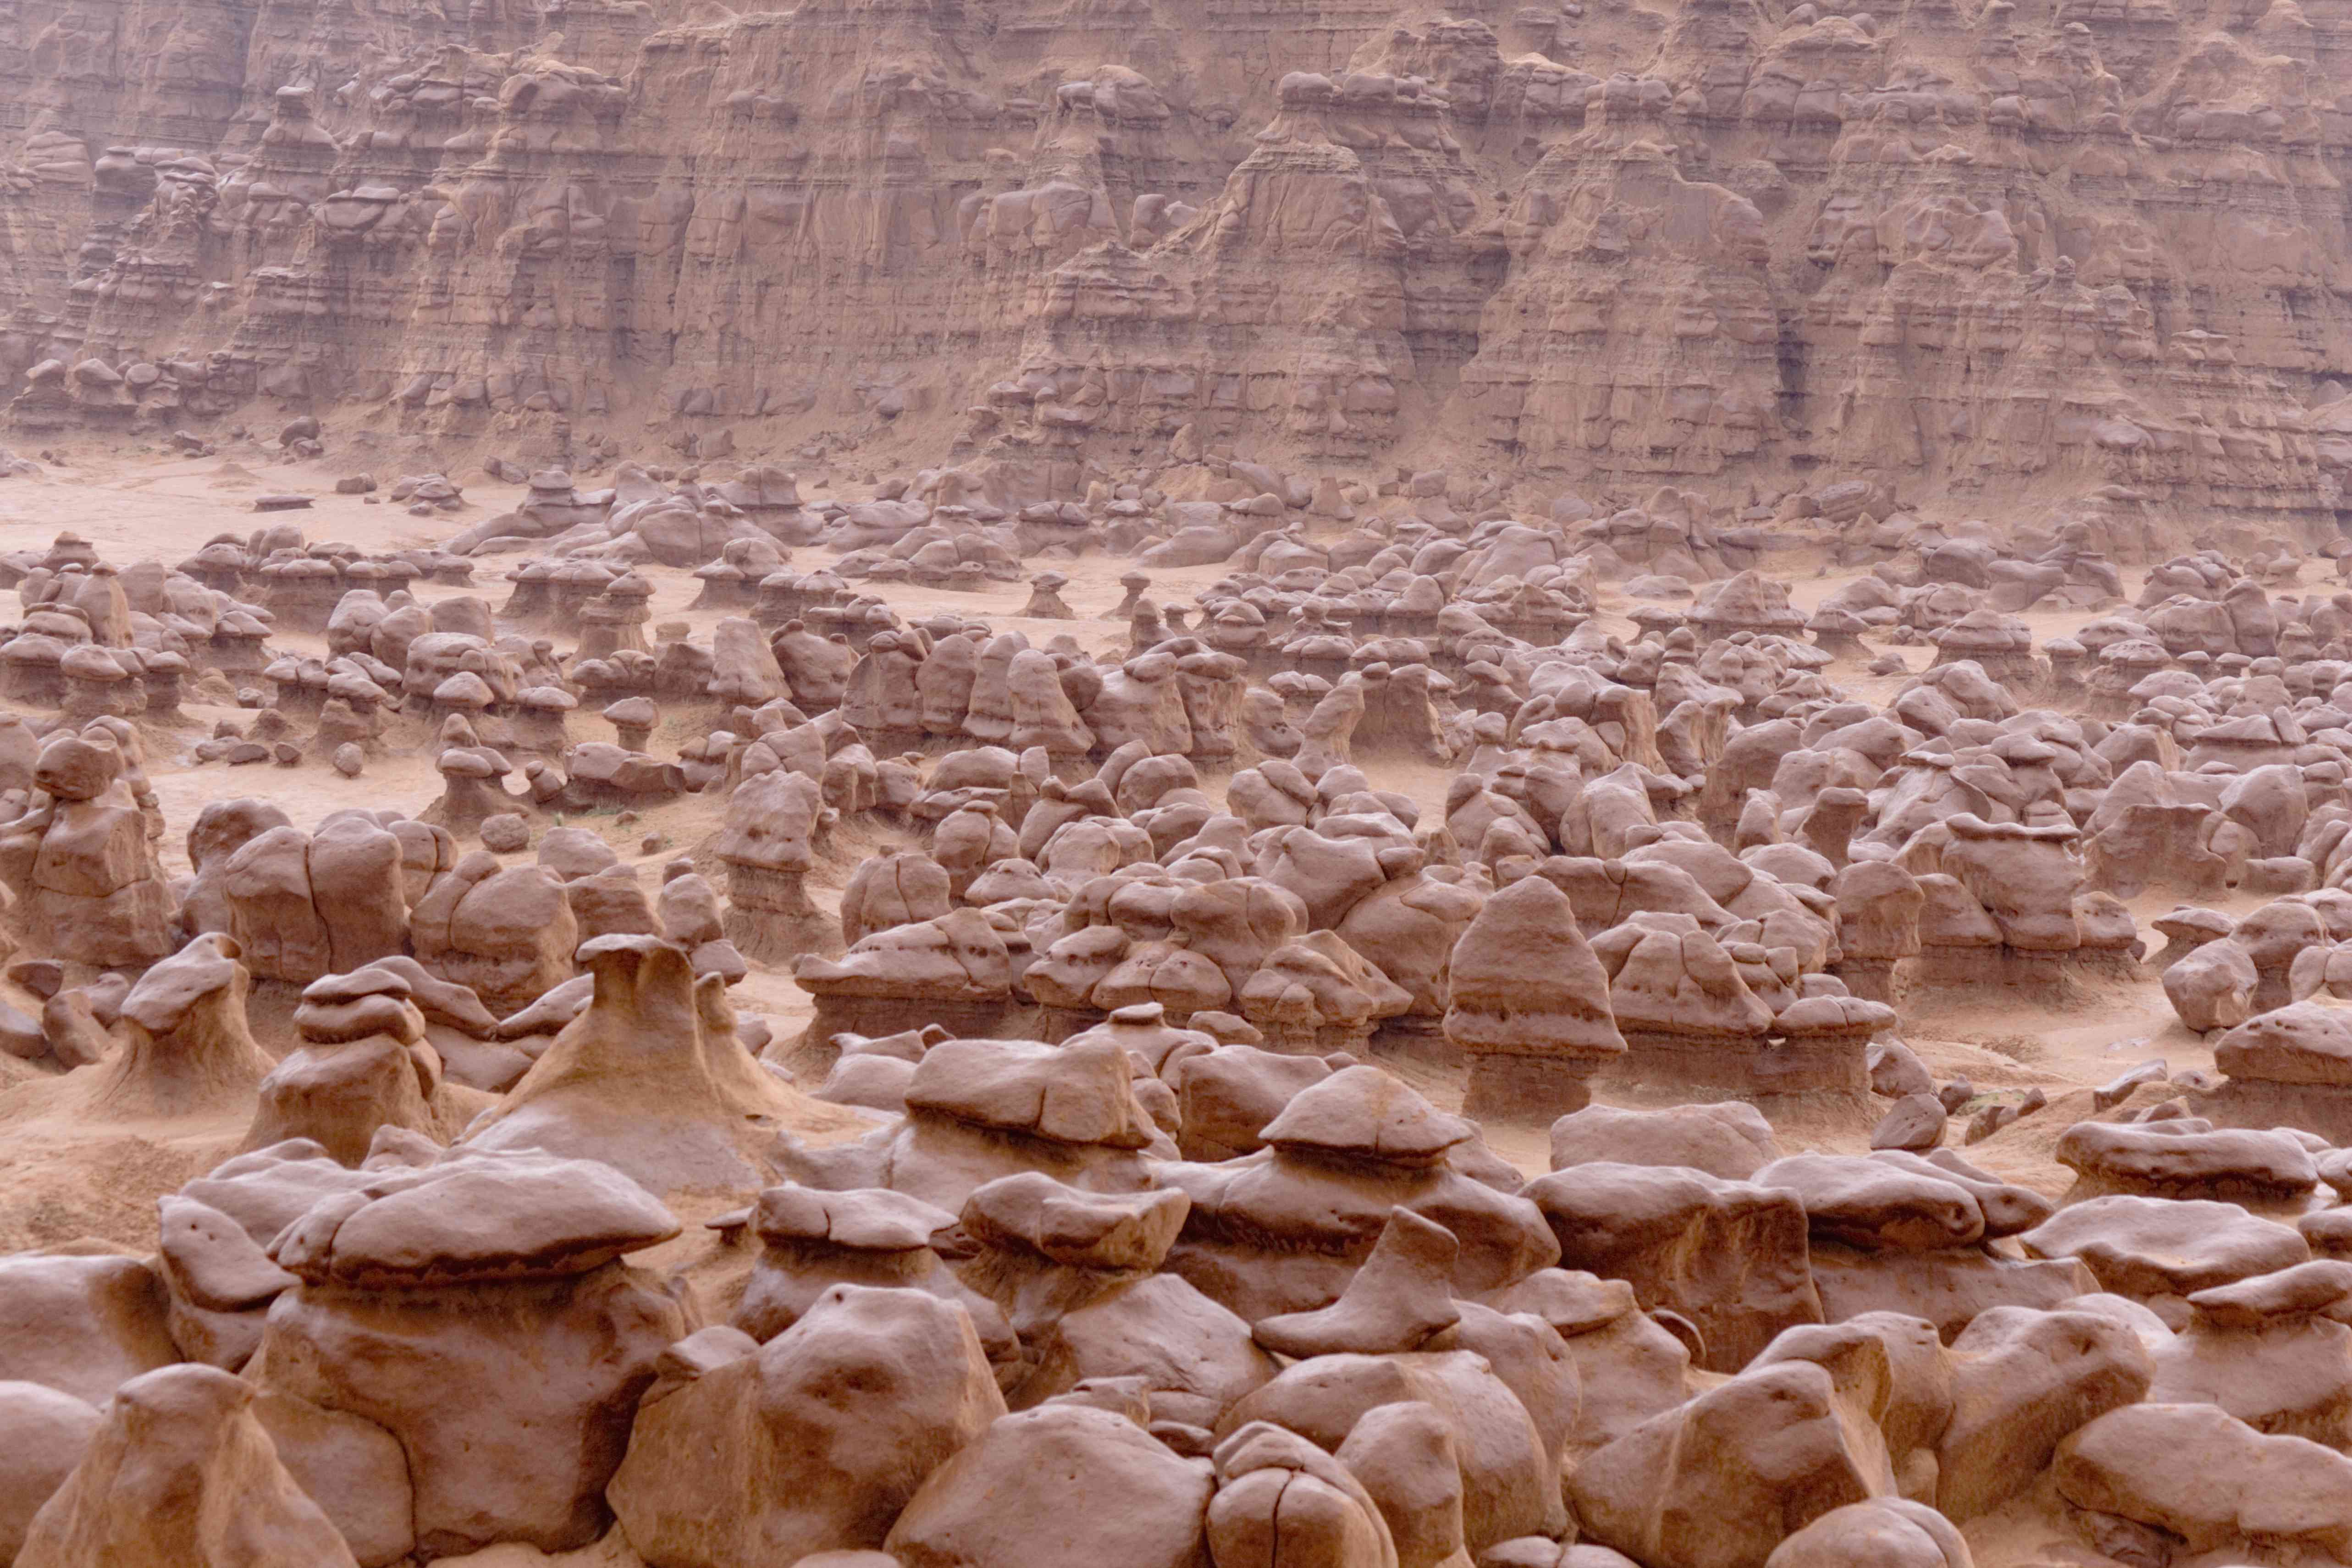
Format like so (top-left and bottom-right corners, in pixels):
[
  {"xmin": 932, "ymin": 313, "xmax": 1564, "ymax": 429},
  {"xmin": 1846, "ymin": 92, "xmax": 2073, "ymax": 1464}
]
[{"xmin": 0, "ymin": 0, "xmax": 2347, "ymax": 527}]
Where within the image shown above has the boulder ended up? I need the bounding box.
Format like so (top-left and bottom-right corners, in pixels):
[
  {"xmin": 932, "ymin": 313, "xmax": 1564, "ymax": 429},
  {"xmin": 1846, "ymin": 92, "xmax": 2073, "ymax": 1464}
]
[
  {"xmin": 1529, "ymin": 1162, "xmax": 1821, "ymax": 1373},
  {"xmin": 1761, "ymin": 1499, "xmax": 1971, "ymax": 1568},
  {"xmin": 15, "ymin": 1364, "xmax": 358, "ymax": 1568},
  {"xmin": 1548, "ymin": 1102, "xmax": 1782, "ymax": 1180},
  {"xmin": 1570, "ymin": 1361, "xmax": 1888, "ymax": 1568},
  {"xmin": 1219, "ymin": 1350, "xmax": 1561, "ymax": 1550},
  {"xmin": 0, "ymin": 1381, "xmax": 99, "ymax": 1562},
  {"xmin": 1933, "ymin": 1305, "xmax": 2155, "ymax": 1520},
  {"xmin": 611, "ymin": 1284, "xmax": 1007, "ymax": 1566},
  {"xmin": 2021, "ymin": 1196, "xmax": 2311, "ymax": 1324},
  {"xmin": 2055, "ymin": 1402, "xmax": 2352, "ymax": 1559},
  {"xmin": 884, "ymin": 1403, "xmax": 1214, "ymax": 1568}
]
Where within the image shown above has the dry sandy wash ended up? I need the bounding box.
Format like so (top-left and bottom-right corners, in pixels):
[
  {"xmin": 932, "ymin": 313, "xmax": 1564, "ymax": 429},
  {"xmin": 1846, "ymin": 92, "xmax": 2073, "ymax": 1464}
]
[{"xmin": 0, "ymin": 442, "xmax": 2345, "ymax": 1568}]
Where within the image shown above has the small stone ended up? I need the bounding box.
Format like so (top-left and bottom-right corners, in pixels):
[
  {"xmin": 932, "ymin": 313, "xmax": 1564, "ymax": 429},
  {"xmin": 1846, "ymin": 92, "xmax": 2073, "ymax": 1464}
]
[
  {"xmin": 1938, "ymin": 1077, "xmax": 1976, "ymax": 1114},
  {"xmin": 640, "ymin": 833, "xmax": 668, "ymax": 855},
  {"xmin": 1870, "ymin": 1093, "xmax": 1947, "ymax": 1153},
  {"xmin": 8, "ymin": 958, "xmax": 65, "ymax": 999},
  {"xmin": 481, "ymin": 814, "xmax": 531, "ymax": 854},
  {"xmin": 2095, "ymin": 1061, "xmax": 2168, "ymax": 1112},
  {"xmin": 1866, "ymin": 1040, "xmax": 1935, "ymax": 1100},
  {"xmin": 227, "ymin": 741, "xmax": 269, "ymax": 765},
  {"xmin": 331, "ymin": 743, "xmax": 365, "ymax": 778},
  {"xmin": 1965, "ymin": 1101, "xmax": 2021, "ymax": 1145},
  {"xmin": 271, "ymin": 742, "xmax": 301, "ymax": 766},
  {"xmin": 335, "ymin": 474, "xmax": 376, "ymax": 495},
  {"xmin": 252, "ymin": 493, "xmax": 313, "ymax": 511}
]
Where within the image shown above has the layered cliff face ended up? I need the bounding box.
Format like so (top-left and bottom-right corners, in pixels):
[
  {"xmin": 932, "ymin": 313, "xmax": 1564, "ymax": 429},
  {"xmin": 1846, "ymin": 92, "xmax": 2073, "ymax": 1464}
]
[{"xmin": 0, "ymin": 0, "xmax": 2346, "ymax": 525}]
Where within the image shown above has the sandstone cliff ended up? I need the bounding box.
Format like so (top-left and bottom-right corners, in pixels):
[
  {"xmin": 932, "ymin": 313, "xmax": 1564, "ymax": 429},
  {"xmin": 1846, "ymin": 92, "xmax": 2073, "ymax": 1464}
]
[{"xmin": 0, "ymin": 0, "xmax": 2346, "ymax": 526}]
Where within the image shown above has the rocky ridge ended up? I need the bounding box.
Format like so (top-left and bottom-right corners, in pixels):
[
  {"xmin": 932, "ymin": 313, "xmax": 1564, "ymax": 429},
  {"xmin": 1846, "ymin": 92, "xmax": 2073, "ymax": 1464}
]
[{"xmin": 0, "ymin": 0, "xmax": 2343, "ymax": 532}]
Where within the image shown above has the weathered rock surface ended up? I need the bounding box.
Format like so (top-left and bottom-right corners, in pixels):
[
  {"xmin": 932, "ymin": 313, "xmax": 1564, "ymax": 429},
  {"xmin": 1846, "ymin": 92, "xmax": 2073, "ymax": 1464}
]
[{"xmin": 0, "ymin": 0, "xmax": 2343, "ymax": 532}]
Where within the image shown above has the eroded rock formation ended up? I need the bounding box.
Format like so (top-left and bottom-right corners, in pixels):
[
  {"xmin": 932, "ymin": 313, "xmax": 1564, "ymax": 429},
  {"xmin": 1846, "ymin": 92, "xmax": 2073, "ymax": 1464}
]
[{"xmin": 0, "ymin": 0, "xmax": 2343, "ymax": 531}]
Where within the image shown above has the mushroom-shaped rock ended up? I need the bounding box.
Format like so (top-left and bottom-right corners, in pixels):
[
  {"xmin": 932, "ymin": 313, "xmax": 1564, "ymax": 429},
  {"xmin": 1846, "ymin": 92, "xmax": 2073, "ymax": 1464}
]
[
  {"xmin": 729, "ymin": 1185, "xmax": 1004, "ymax": 1350},
  {"xmin": 1445, "ymin": 874, "xmax": 1625, "ymax": 1121},
  {"xmin": 1753, "ymin": 1154, "xmax": 1986, "ymax": 1252},
  {"xmin": 2054, "ymin": 1121, "xmax": 2319, "ymax": 1203},
  {"xmin": 791, "ymin": 906, "xmax": 1022, "ymax": 1044},
  {"xmin": 463, "ymin": 935, "xmax": 823, "ymax": 1195},
  {"xmin": 1236, "ymin": 928, "xmax": 1412, "ymax": 1053},
  {"xmin": 714, "ymin": 767, "xmax": 839, "ymax": 961},
  {"xmin": 268, "ymin": 1150, "xmax": 680, "ymax": 1286},
  {"xmin": 1158, "ymin": 1066, "xmax": 1557, "ymax": 1319},
  {"xmin": 243, "ymin": 964, "xmax": 487, "ymax": 1164},
  {"xmin": 74, "ymin": 933, "xmax": 273, "ymax": 1121},
  {"xmin": 955, "ymin": 1173, "xmax": 1270, "ymax": 1419},
  {"xmin": 0, "ymin": 729, "xmax": 175, "ymax": 966},
  {"xmin": 778, "ymin": 1035, "xmax": 1164, "ymax": 1214},
  {"xmin": 252, "ymin": 1148, "xmax": 690, "ymax": 1557}
]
